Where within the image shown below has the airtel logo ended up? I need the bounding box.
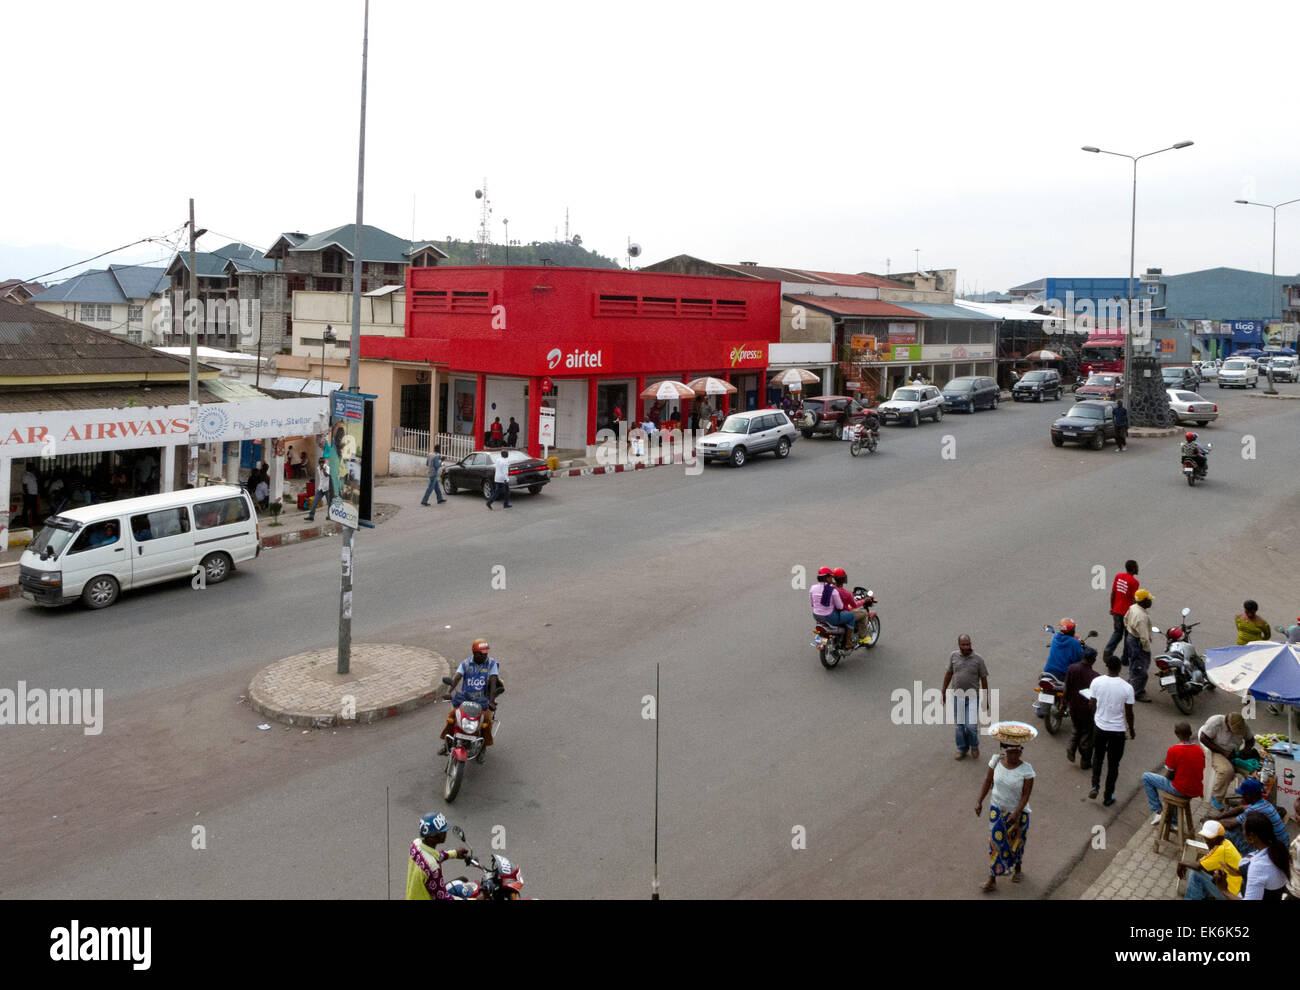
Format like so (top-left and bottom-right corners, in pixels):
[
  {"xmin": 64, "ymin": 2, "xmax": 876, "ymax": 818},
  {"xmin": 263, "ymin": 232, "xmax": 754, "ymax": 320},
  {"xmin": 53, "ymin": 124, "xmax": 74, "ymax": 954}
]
[{"xmin": 546, "ymin": 347, "xmax": 603, "ymax": 369}]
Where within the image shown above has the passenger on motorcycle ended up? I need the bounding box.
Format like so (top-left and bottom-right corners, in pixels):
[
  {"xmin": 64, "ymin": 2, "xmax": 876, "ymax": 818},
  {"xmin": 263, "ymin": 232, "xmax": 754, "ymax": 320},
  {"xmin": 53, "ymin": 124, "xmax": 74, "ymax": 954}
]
[
  {"xmin": 1181, "ymin": 432, "xmax": 1208, "ymax": 473},
  {"xmin": 1036, "ymin": 620, "xmax": 1083, "ymax": 717},
  {"xmin": 831, "ymin": 567, "xmax": 869, "ymax": 645},
  {"xmin": 438, "ymin": 639, "xmax": 500, "ymax": 755},
  {"xmin": 810, "ymin": 566, "xmax": 856, "ymax": 643},
  {"xmin": 405, "ymin": 812, "xmax": 471, "ymax": 900}
]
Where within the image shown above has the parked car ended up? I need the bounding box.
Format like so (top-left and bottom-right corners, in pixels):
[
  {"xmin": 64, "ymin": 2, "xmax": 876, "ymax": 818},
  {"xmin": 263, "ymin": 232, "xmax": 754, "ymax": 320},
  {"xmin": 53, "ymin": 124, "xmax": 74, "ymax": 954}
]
[
  {"xmin": 1218, "ymin": 358, "xmax": 1259, "ymax": 389},
  {"xmin": 1012, "ymin": 369, "xmax": 1063, "ymax": 402},
  {"xmin": 940, "ymin": 376, "xmax": 1000, "ymax": 412},
  {"xmin": 1255, "ymin": 355, "xmax": 1274, "ymax": 375},
  {"xmin": 878, "ymin": 385, "xmax": 945, "ymax": 426},
  {"xmin": 1074, "ymin": 373, "xmax": 1124, "ymax": 402},
  {"xmin": 1165, "ymin": 389, "xmax": 1219, "ymax": 426},
  {"xmin": 1160, "ymin": 365, "xmax": 1200, "ymax": 390},
  {"xmin": 441, "ymin": 449, "xmax": 551, "ymax": 498},
  {"xmin": 1050, "ymin": 400, "xmax": 1117, "ymax": 449},
  {"xmin": 797, "ymin": 395, "xmax": 873, "ymax": 440},
  {"xmin": 699, "ymin": 409, "xmax": 798, "ymax": 466},
  {"xmin": 1269, "ymin": 356, "xmax": 1298, "ymax": 382},
  {"xmin": 1192, "ymin": 359, "xmax": 1219, "ymax": 381}
]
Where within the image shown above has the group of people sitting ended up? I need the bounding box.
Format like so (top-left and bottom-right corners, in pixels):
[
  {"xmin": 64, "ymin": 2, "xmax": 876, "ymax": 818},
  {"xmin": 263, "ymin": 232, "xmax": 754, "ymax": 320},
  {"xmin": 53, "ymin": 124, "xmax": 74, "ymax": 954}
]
[{"xmin": 809, "ymin": 566, "xmax": 870, "ymax": 645}]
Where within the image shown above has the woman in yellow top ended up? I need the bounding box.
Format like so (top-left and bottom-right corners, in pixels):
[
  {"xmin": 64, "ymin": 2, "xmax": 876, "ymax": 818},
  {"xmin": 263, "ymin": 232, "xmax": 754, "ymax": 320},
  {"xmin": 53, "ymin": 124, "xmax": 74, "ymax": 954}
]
[{"xmin": 1235, "ymin": 599, "xmax": 1271, "ymax": 645}]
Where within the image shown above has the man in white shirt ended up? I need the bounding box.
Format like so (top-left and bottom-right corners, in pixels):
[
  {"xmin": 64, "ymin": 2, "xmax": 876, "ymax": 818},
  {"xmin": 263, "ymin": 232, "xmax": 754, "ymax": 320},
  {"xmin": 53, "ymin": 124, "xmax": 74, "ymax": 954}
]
[
  {"xmin": 306, "ymin": 458, "xmax": 331, "ymax": 521},
  {"xmin": 1088, "ymin": 656, "xmax": 1136, "ymax": 806},
  {"xmin": 21, "ymin": 467, "xmax": 40, "ymax": 527},
  {"xmin": 485, "ymin": 451, "xmax": 512, "ymax": 510}
]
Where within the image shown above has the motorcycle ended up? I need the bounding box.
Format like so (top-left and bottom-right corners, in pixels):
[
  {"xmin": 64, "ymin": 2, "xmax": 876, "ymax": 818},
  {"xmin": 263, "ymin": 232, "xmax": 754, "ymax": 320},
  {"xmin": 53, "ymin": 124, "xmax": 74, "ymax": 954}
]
[
  {"xmin": 812, "ymin": 586, "xmax": 881, "ymax": 669},
  {"xmin": 1182, "ymin": 442, "xmax": 1212, "ymax": 486},
  {"xmin": 438, "ymin": 676, "xmax": 504, "ymax": 802},
  {"xmin": 1034, "ymin": 626, "xmax": 1098, "ymax": 735},
  {"xmin": 444, "ymin": 826, "xmax": 528, "ymax": 900},
  {"xmin": 848, "ymin": 420, "xmax": 880, "ymax": 456},
  {"xmin": 1153, "ymin": 606, "xmax": 1213, "ymax": 714}
]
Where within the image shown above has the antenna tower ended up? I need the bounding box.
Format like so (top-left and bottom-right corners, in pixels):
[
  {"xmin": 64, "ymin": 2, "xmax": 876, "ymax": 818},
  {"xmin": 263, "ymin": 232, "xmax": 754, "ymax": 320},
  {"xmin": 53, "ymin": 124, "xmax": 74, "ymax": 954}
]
[{"xmin": 476, "ymin": 179, "xmax": 492, "ymax": 264}]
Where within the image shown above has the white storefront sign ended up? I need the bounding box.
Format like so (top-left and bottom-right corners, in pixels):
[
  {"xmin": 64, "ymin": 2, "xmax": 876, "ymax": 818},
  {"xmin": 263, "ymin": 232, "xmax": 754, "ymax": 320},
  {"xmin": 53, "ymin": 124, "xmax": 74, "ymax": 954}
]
[
  {"xmin": 538, "ymin": 406, "xmax": 556, "ymax": 446},
  {"xmin": 0, "ymin": 397, "xmax": 328, "ymax": 457},
  {"xmin": 920, "ymin": 344, "xmax": 995, "ymax": 361}
]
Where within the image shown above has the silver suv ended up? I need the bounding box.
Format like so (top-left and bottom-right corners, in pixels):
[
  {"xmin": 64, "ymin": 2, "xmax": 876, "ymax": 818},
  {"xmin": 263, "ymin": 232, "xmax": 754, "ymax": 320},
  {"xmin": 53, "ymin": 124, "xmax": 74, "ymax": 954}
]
[{"xmin": 699, "ymin": 410, "xmax": 798, "ymax": 467}]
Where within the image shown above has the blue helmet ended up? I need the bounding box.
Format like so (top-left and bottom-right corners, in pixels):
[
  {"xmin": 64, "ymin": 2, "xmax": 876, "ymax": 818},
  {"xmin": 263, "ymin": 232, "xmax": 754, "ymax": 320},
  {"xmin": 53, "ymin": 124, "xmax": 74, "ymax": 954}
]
[{"xmin": 419, "ymin": 812, "xmax": 448, "ymax": 838}]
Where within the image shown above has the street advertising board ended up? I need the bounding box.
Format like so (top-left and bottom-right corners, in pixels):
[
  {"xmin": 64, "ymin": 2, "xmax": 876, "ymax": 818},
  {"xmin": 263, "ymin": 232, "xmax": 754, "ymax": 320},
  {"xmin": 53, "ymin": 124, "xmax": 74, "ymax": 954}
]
[
  {"xmin": 890, "ymin": 344, "xmax": 921, "ymax": 361},
  {"xmin": 887, "ymin": 323, "xmax": 917, "ymax": 344},
  {"xmin": 328, "ymin": 390, "xmax": 375, "ymax": 530},
  {"xmin": 1275, "ymin": 751, "xmax": 1299, "ymax": 805},
  {"xmin": 850, "ymin": 334, "xmax": 878, "ymax": 359},
  {"xmin": 538, "ymin": 405, "xmax": 556, "ymax": 447}
]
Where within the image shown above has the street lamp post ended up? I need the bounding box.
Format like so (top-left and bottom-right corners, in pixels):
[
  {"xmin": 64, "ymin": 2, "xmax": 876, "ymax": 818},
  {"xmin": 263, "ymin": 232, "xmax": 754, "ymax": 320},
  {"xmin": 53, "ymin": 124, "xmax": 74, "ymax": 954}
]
[
  {"xmin": 1082, "ymin": 141, "xmax": 1194, "ymax": 411},
  {"xmin": 503, "ymin": 219, "xmax": 509, "ymax": 264},
  {"xmin": 1233, "ymin": 197, "xmax": 1300, "ymax": 372},
  {"xmin": 320, "ymin": 325, "xmax": 336, "ymax": 395}
]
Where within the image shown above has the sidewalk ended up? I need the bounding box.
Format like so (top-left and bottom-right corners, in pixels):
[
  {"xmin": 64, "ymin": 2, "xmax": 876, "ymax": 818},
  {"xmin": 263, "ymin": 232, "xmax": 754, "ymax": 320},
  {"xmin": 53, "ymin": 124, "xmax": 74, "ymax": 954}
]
[{"xmin": 1079, "ymin": 790, "xmax": 1212, "ymax": 900}]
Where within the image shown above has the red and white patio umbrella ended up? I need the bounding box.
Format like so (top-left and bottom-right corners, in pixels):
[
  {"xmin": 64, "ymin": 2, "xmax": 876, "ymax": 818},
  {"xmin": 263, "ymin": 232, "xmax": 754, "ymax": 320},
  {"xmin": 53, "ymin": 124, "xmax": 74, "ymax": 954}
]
[
  {"xmin": 639, "ymin": 380, "xmax": 697, "ymax": 401},
  {"xmin": 686, "ymin": 376, "xmax": 738, "ymax": 396},
  {"xmin": 1023, "ymin": 349, "xmax": 1064, "ymax": 362},
  {"xmin": 769, "ymin": 368, "xmax": 821, "ymax": 387}
]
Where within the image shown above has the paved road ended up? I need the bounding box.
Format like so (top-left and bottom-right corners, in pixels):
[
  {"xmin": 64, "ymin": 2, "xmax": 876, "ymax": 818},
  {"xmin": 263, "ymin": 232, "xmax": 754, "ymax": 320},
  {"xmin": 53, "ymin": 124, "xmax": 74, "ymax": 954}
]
[{"xmin": 2, "ymin": 386, "xmax": 1297, "ymax": 898}]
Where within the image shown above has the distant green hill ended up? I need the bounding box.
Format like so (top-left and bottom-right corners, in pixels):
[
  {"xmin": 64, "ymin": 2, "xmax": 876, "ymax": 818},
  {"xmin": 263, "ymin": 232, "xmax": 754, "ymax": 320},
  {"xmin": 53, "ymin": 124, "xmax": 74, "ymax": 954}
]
[{"xmin": 429, "ymin": 237, "xmax": 621, "ymax": 269}]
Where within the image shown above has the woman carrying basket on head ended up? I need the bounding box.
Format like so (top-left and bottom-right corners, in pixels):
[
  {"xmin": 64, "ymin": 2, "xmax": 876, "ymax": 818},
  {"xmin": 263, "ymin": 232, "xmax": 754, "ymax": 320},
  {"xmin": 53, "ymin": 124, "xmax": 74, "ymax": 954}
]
[{"xmin": 976, "ymin": 722, "xmax": 1037, "ymax": 892}]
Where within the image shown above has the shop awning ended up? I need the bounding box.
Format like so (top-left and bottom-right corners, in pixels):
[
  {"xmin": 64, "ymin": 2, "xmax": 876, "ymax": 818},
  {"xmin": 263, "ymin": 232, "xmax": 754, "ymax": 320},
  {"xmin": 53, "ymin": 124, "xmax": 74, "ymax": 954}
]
[{"xmin": 784, "ymin": 295, "xmax": 925, "ymax": 318}]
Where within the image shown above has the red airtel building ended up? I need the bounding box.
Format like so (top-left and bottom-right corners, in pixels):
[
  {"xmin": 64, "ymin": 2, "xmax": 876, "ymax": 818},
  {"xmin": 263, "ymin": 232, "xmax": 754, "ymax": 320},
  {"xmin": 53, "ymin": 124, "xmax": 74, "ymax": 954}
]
[{"xmin": 360, "ymin": 266, "xmax": 781, "ymax": 458}]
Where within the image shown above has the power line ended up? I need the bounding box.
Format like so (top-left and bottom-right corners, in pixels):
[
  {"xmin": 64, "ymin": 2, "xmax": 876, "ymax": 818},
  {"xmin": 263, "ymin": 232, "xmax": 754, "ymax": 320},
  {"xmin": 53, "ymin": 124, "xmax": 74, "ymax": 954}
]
[{"xmin": 24, "ymin": 225, "xmax": 187, "ymax": 284}]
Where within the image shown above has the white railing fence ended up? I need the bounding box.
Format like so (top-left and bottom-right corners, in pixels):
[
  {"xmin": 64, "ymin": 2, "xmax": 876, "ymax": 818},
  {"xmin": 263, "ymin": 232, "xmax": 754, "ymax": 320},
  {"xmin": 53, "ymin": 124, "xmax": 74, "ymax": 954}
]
[{"xmin": 391, "ymin": 427, "xmax": 474, "ymax": 463}]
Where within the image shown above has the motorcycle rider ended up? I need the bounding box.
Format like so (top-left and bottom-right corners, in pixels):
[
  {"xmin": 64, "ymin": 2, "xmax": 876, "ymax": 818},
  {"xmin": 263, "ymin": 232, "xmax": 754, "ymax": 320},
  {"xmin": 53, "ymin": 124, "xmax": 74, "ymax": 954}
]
[
  {"xmin": 1181, "ymin": 431, "xmax": 1208, "ymax": 475},
  {"xmin": 831, "ymin": 567, "xmax": 870, "ymax": 645},
  {"xmin": 405, "ymin": 812, "xmax": 471, "ymax": 900},
  {"xmin": 438, "ymin": 639, "xmax": 500, "ymax": 756},
  {"xmin": 1036, "ymin": 619, "xmax": 1083, "ymax": 718},
  {"xmin": 810, "ymin": 566, "xmax": 856, "ymax": 645}
]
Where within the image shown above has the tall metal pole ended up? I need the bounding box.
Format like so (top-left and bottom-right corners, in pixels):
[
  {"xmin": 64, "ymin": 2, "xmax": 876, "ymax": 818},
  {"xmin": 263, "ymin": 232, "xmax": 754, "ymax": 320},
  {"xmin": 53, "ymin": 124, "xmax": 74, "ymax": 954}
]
[
  {"xmin": 338, "ymin": 0, "xmax": 368, "ymax": 675},
  {"xmin": 1126, "ymin": 159, "xmax": 1136, "ymax": 407},
  {"xmin": 188, "ymin": 198, "xmax": 199, "ymax": 488}
]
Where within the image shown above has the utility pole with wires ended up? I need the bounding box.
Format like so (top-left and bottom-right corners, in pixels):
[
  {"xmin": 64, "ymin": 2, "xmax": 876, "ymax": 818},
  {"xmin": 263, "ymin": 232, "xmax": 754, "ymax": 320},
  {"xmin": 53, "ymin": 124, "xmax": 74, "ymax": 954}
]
[
  {"xmin": 186, "ymin": 198, "xmax": 207, "ymax": 488},
  {"xmin": 651, "ymin": 662, "xmax": 661, "ymax": 900}
]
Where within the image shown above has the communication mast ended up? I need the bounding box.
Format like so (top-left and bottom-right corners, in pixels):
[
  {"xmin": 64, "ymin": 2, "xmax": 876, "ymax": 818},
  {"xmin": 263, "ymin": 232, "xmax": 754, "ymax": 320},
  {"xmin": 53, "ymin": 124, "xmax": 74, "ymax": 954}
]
[
  {"xmin": 564, "ymin": 207, "xmax": 570, "ymax": 243},
  {"xmin": 475, "ymin": 180, "xmax": 492, "ymax": 264}
]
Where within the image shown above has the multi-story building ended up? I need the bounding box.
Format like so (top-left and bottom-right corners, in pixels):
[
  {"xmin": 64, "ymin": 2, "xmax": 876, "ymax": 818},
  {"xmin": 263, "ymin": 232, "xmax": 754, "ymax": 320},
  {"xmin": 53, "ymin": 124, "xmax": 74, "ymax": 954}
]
[{"xmin": 27, "ymin": 265, "xmax": 169, "ymax": 344}]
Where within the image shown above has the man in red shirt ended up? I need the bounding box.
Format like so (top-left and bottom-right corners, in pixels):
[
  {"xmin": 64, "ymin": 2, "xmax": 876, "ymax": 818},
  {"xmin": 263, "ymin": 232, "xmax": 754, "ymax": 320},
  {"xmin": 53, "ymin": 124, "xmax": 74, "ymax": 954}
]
[
  {"xmin": 1141, "ymin": 721, "xmax": 1204, "ymax": 827},
  {"xmin": 1104, "ymin": 559, "xmax": 1139, "ymax": 662}
]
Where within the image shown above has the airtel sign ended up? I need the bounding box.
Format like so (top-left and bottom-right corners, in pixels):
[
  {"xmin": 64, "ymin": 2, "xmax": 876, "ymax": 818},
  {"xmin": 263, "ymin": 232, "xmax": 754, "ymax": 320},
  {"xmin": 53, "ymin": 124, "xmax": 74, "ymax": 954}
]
[{"xmin": 545, "ymin": 346, "xmax": 606, "ymax": 370}]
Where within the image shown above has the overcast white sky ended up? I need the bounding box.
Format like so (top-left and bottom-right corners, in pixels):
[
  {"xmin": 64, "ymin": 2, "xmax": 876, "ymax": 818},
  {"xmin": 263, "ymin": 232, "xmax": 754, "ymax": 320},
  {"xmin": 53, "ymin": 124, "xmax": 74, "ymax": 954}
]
[{"xmin": 5, "ymin": 0, "xmax": 1299, "ymax": 292}]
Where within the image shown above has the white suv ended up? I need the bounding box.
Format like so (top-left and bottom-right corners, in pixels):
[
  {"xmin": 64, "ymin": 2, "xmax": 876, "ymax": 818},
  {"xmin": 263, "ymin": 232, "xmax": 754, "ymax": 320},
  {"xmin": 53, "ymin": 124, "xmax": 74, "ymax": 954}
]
[
  {"xmin": 1269, "ymin": 356, "xmax": 1298, "ymax": 382},
  {"xmin": 1218, "ymin": 358, "xmax": 1259, "ymax": 389}
]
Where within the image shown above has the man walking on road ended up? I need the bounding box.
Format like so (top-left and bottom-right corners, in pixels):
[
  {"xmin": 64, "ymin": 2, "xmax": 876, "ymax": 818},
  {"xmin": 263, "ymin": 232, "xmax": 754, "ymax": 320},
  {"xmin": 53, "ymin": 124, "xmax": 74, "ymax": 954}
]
[
  {"xmin": 421, "ymin": 443, "xmax": 446, "ymax": 506},
  {"xmin": 1104, "ymin": 560, "xmax": 1139, "ymax": 662},
  {"xmin": 485, "ymin": 450, "xmax": 511, "ymax": 509},
  {"xmin": 1064, "ymin": 647, "xmax": 1099, "ymax": 769},
  {"xmin": 1089, "ymin": 656, "xmax": 1135, "ymax": 806},
  {"xmin": 941, "ymin": 634, "xmax": 989, "ymax": 761},
  {"xmin": 1123, "ymin": 588, "xmax": 1155, "ymax": 701},
  {"xmin": 305, "ymin": 458, "xmax": 331, "ymax": 521},
  {"xmin": 1113, "ymin": 399, "xmax": 1129, "ymax": 451}
]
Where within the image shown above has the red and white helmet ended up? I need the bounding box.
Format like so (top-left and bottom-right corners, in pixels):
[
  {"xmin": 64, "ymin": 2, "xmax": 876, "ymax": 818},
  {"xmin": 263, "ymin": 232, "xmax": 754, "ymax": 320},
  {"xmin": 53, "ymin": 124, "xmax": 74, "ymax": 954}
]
[
  {"xmin": 1167, "ymin": 627, "xmax": 1184, "ymax": 641},
  {"xmin": 1059, "ymin": 618, "xmax": 1076, "ymax": 635}
]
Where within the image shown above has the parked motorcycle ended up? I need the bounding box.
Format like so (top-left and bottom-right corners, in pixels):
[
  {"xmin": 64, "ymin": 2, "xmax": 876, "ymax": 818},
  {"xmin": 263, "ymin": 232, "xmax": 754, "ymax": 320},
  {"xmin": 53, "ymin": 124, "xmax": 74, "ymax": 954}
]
[
  {"xmin": 848, "ymin": 421, "xmax": 880, "ymax": 456},
  {"xmin": 1153, "ymin": 606, "xmax": 1213, "ymax": 714},
  {"xmin": 1182, "ymin": 442, "xmax": 1212, "ymax": 486},
  {"xmin": 812, "ymin": 586, "xmax": 881, "ymax": 669},
  {"xmin": 438, "ymin": 676, "xmax": 503, "ymax": 802},
  {"xmin": 444, "ymin": 826, "xmax": 528, "ymax": 900},
  {"xmin": 1034, "ymin": 626, "xmax": 1098, "ymax": 735}
]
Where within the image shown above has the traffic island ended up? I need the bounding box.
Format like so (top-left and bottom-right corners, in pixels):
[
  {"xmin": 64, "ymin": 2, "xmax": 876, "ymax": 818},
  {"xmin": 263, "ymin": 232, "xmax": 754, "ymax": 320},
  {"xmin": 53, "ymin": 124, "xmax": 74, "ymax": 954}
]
[
  {"xmin": 248, "ymin": 643, "xmax": 451, "ymax": 728},
  {"xmin": 1244, "ymin": 391, "xmax": 1300, "ymax": 400},
  {"xmin": 1127, "ymin": 426, "xmax": 1180, "ymax": 437}
]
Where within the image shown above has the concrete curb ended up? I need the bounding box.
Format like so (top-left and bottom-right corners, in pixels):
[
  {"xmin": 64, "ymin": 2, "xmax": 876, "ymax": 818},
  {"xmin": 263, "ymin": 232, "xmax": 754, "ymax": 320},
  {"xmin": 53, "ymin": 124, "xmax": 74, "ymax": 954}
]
[
  {"xmin": 1128, "ymin": 426, "xmax": 1180, "ymax": 437},
  {"xmin": 247, "ymin": 643, "xmax": 452, "ymax": 728},
  {"xmin": 1243, "ymin": 391, "xmax": 1300, "ymax": 400},
  {"xmin": 0, "ymin": 517, "xmax": 344, "ymax": 601}
]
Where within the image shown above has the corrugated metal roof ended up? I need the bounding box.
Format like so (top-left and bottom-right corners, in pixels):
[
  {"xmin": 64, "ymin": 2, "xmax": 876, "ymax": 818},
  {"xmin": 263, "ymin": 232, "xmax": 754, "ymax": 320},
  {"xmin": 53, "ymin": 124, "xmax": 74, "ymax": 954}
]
[
  {"xmin": 288, "ymin": 224, "xmax": 417, "ymax": 263},
  {"xmin": 0, "ymin": 383, "xmax": 230, "ymax": 413},
  {"xmin": 28, "ymin": 269, "xmax": 129, "ymax": 304},
  {"xmin": 784, "ymin": 295, "xmax": 924, "ymax": 318},
  {"xmin": 0, "ymin": 299, "xmax": 200, "ymax": 378},
  {"xmin": 109, "ymin": 264, "xmax": 169, "ymax": 299},
  {"xmin": 891, "ymin": 302, "xmax": 1002, "ymax": 321}
]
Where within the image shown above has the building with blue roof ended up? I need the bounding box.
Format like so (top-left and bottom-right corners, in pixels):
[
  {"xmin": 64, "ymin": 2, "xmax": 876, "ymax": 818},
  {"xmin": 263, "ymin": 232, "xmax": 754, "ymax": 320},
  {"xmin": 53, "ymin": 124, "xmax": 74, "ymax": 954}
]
[{"xmin": 28, "ymin": 264, "xmax": 169, "ymax": 344}]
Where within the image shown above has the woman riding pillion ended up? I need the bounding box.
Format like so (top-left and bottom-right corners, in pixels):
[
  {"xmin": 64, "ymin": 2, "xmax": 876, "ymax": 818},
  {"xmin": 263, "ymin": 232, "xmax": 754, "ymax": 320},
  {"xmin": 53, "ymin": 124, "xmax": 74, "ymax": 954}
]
[{"xmin": 809, "ymin": 567, "xmax": 857, "ymax": 646}]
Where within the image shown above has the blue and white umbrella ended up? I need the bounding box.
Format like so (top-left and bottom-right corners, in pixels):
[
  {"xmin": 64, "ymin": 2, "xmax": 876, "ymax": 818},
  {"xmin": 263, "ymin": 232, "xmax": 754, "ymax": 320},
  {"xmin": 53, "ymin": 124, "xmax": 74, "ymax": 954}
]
[{"xmin": 1204, "ymin": 642, "xmax": 1300, "ymax": 705}]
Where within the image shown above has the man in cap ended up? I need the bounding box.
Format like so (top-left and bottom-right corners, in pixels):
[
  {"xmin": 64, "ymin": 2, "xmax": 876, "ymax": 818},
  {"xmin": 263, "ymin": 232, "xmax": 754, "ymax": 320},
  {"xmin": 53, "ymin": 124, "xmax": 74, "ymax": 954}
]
[
  {"xmin": 1177, "ymin": 820, "xmax": 1242, "ymax": 900},
  {"xmin": 1202, "ymin": 777, "xmax": 1290, "ymax": 855},
  {"xmin": 1122, "ymin": 588, "xmax": 1155, "ymax": 702},
  {"xmin": 405, "ymin": 812, "xmax": 471, "ymax": 900},
  {"xmin": 439, "ymin": 639, "xmax": 500, "ymax": 755},
  {"xmin": 1198, "ymin": 712, "xmax": 1255, "ymax": 810}
]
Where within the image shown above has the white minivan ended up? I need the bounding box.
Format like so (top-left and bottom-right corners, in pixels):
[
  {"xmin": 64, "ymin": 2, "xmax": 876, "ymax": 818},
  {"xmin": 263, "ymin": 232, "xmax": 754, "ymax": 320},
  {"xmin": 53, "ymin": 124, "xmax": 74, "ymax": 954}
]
[{"xmin": 18, "ymin": 485, "xmax": 260, "ymax": 609}]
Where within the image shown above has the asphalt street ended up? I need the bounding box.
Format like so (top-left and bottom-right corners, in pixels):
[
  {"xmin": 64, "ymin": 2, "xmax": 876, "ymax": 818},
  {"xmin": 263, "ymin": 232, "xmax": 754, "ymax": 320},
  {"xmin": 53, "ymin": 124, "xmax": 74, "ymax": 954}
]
[{"xmin": 2, "ymin": 385, "xmax": 1297, "ymax": 899}]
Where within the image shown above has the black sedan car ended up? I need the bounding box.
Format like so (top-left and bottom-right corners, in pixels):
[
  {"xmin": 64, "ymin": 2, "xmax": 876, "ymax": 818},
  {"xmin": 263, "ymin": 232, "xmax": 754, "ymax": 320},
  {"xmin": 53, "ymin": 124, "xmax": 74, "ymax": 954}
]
[
  {"xmin": 441, "ymin": 449, "xmax": 551, "ymax": 498},
  {"xmin": 1050, "ymin": 400, "xmax": 1117, "ymax": 449},
  {"xmin": 940, "ymin": 376, "xmax": 1000, "ymax": 412}
]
